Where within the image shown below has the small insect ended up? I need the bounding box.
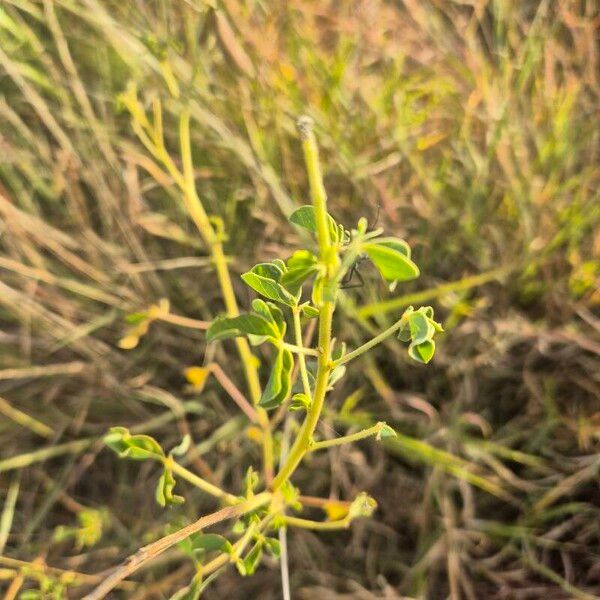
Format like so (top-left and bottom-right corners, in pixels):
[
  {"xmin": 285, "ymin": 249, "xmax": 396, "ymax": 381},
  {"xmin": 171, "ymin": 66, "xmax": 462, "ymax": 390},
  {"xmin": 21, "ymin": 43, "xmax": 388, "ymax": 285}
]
[{"xmin": 340, "ymin": 202, "xmax": 381, "ymax": 289}]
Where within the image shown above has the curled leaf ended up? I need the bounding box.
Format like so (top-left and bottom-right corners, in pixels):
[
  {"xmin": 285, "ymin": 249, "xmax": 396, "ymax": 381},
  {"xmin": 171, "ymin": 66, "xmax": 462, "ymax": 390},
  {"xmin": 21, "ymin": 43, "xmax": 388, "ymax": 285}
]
[
  {"xmin": 104, "ymin": 427, "xmax": 164, "ymax": 460},
  {"xmin": 259, "ymin": 347, "xmax": 294, "ymax": 410},
  {"xmin": 156, "ymin": 466, "xmax": 185, "ymax": 507}
]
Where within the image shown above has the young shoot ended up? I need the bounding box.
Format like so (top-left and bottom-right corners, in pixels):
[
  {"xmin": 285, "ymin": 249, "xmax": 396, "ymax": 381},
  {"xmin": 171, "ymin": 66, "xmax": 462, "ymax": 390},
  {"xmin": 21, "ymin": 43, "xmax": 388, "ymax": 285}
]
[{"xmin": 94, "ymin": 115, "xmax": 441, "ymax": 599}]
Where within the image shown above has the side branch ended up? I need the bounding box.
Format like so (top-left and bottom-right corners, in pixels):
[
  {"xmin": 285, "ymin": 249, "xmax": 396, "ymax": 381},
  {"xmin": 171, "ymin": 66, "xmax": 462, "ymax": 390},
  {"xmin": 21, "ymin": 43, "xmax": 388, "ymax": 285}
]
[{"xmin": 82, "ymin": 492, "xmax": 271, "ymax": 600}]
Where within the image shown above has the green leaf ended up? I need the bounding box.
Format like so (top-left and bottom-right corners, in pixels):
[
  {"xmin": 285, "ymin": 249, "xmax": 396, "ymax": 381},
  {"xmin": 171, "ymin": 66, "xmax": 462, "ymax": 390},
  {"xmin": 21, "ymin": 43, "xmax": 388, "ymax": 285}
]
[
  {"xmin": 289, "ymin": 205, "xmax": 339, "ymax": 242},
  {"xmin": 259, "ymin": 348, "xmax": 294, "ymax": 410},
  {"xmin": 207, "ymin": 313, "xmax": 278, "ymax": 342},
  {"xmin": 125, "ymin": 311, "xmax": 148, "ymax": 325},
  {"xmin": 301, "ymin": 304, "xmax": 320, "ymax": 318},
  {"xmin": 155, "ymin": 467, "xmax": 185, "ymax": 507},
  {"xmin": 281, "ymin": 265, "xmax": 319, "ymax": 295},
  {"xmin": 364, "ymin": 242, "xmax": 420, "ymax": 282},
  {"xmin": 264, "ymin": 537, "xmax": 281, "ymax": 557},
  {"xmin": 289, "ymin": 393, "xmax": 311, "ymax": 412},
  {"xmin": 287, "ymin": 249, "xmax": 318, "ymax": 269},
  {"xmin": 408, "ymin": 312, "xmax": 435, "ymax": 345},
  {"xmin": 348, "ymin": 492, "xmax": 377, "ymax": 520},
  {"xmin": 241, "ymin": 266, "xmax": 296, "ymax": 305},
  {"xmin": 375, "ymin": 237, "xmax": 411, "ymax": 258},
  {"xmin": 104, "ymin": 427, "xmax": 164, "ymax": 460},
  {"xmin": 280, "ymin": 481, "xmax": 302, "ymax": 511},
  {"xmin": 242, "ymin": 542, "xmax": 263, "ymax": 575},
  {"xmin": 328, "ymin": 364, "xmax": 346, "ymax": 389},
  {"xmin": 331, "ymin": 340, "xmax": 347, "ymax": 361},
  {"xmin": 378, "ymin": 423, "xmax": 397, "ymax": 439},
  {"xmin": 192, "ymin": 533, "xmax": 233, "ymax": 553},
  {"xmin": 251, "ymin": 299, "xmax": 286, "ymax": 337},
  {"xmin": 408, "ymin": 339, "xmax": 435, "ymax": 364}
]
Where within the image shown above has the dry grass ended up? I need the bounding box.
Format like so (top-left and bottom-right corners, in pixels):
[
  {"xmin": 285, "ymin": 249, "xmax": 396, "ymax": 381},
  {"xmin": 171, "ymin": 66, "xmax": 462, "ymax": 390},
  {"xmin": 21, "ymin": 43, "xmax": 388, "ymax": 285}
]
[{"xmin": 0, "ymin": 1, "xmax": 598, "ymax": 598}]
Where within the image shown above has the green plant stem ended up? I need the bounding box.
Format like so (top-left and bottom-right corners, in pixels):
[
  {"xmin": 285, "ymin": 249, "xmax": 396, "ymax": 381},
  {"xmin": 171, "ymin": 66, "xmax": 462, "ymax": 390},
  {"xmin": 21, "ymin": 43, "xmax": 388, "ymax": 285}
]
[
  {"xmin": 292, "ymin": 308, "xmax": 312, "ymax": 398},
  {"xmin": 83, "ymin": 492, "xmax": 272, "ymax": 600},
  {"xmin": 282, "ymin": 342, "xmax": 319, "ymax": 357},
  {"xmin": 358, "ymin": 266, "xmax": 510, "ymax": 318},
  {"xmin": 334, "ymin": 314, "xmax": 408, "ymax": 366},
  {"xmin": 284, "ymin": 515, "xmax": 350, "ymax": 531},
  {"xmin": 199, "ymin": 514, "xmax": 272, "ymax": 578},
  {"xmin": 177, "ymin": 108, "xmax": 273, "ymax": 483},
  {"xmin": 170, "ymin": 460, "xmax": 239, "ymax": 505},
  {"xmin": 309, "ymin": 422, "xmax": 386, "ymax": 451},
  {"xmin": 299, "ymin": 117, "xmax": 330, "ymax": 255},
  {"xmin": 273, "ymin": 118, "xmax": 336, "ymax": 489}
]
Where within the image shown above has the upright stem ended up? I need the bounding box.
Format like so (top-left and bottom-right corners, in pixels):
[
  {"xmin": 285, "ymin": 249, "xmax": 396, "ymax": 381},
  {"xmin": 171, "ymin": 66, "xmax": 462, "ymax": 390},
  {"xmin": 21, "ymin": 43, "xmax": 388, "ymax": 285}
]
[
  {"xmin": 292, "ymin": 308, "xmax": 312, "ymax": 398},
  {"xmin": 272, "ymin": 117, "xmax": 336, "ymax": 489},
  {"xmin": 178, "ymin": 110, "xmax": 273, "ymax": 482},
  {"xmin": 298, "ymin": 117, "xmax": 331, "ymax": 255}
]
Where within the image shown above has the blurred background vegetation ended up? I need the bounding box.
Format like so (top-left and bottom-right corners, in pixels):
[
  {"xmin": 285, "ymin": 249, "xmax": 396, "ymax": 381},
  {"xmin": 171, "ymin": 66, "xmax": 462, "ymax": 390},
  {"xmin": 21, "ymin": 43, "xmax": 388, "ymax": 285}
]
[{"xmin": 0, "ymin": 0, "xmax": 598, "ymax": 598}]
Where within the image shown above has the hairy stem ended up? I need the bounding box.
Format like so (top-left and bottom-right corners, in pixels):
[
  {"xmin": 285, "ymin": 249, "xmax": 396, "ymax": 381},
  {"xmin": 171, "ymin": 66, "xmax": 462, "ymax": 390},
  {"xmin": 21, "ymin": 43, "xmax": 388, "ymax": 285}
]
[
  {"xmin": 292, "ymin": 308, "xmax": 312, "ymax": 398},
  {"xmin": 309, "ymin": 422, "xmax": 387, "ymax": 451},
  {"xmin": 334, "ymin": 314, "xmax": 409, "ymax": 366},
  {"xmin": 178, "ymin": 109, "xmax": 273, "ymax": 482},
  {"xmin": 272, "ymin": 118, "xmax": 336, "ymax": 489}
]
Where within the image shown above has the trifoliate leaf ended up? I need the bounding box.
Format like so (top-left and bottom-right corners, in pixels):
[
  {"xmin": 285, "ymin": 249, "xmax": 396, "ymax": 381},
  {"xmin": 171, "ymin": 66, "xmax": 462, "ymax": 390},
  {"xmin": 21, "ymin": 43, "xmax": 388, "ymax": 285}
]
[
  {"xmin": 328, "ymin": 364, "xmax": 346, "ymax": 389},
  {"xmin": 375, "ymin": 237, "xmax": 411, "ymax": 258}
]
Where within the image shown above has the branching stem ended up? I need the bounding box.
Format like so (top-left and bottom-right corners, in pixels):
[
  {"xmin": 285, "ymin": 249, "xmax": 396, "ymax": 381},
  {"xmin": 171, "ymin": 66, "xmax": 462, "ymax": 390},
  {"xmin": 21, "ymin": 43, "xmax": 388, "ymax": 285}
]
[
  {"xmin": 309, "ymin": 422, "xmax": 387, "ymax": 451},
  {"xmin": 334, "ymin": 314, "xmax": 409, "ymax": 367}
]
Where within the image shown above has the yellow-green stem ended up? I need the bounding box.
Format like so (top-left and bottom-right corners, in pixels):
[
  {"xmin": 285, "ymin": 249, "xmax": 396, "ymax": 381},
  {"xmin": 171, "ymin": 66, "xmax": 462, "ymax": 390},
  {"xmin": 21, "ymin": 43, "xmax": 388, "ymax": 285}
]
[
  {"xmin": 272, "ymin": 301, "xmax": 334, "ymax": 489},
  {"xmin": 292, "ymin": 308, "xmax": 312, "ymax": 398},
  {"xmin": 179, "ymin": 109, "xmax": 273, "ymax": 481},
  {"xmin": 334, "ymin": 314, "xmax": 409, "ymax": 366},
  {"xmin": 284, "ymin": 515, "xmax": 350, "ymax": 531},
  {"xmin": 309, "ymin": 422, "xmax": 386, "ymax": 451},
  {"xmin": 273, "ymin": 116, "xmax": 336, "ymax": 489},
  {"xmin": 170, "ymin": 460, "xmax": 239, "ymax": 505}
]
